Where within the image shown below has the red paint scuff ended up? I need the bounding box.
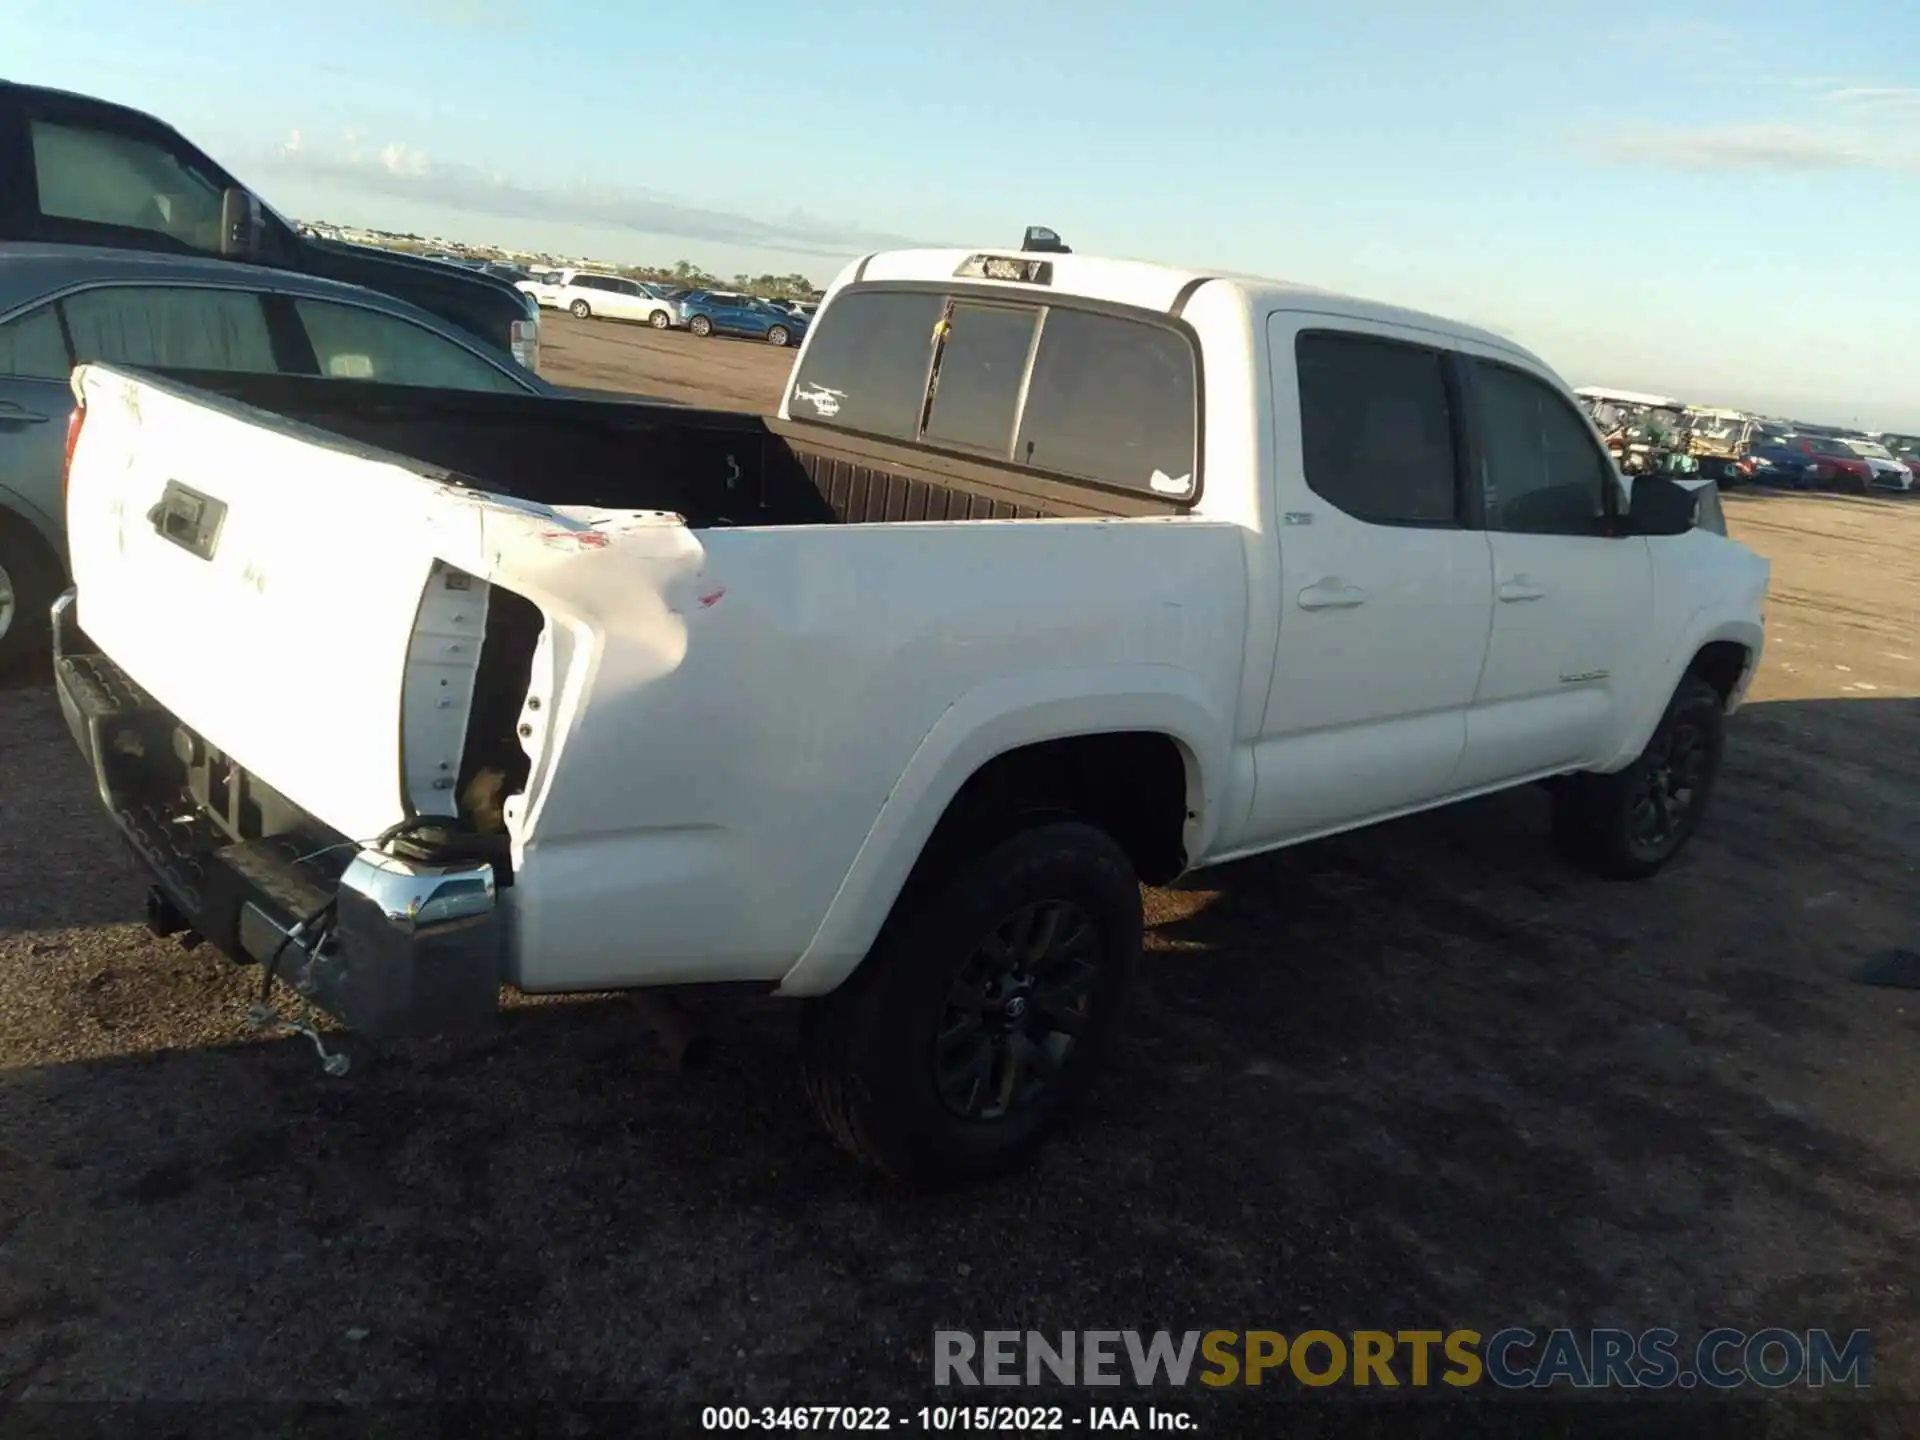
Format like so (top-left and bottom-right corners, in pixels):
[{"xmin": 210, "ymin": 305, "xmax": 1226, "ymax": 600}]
[{"xmin": 540, "ymin": 530, "xmax": 611, "ymax": 550}]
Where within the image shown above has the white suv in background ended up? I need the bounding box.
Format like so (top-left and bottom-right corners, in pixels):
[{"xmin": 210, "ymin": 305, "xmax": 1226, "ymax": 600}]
[
  {"xmin": 553, "ymin": 273, "xmax": 680, "ymax": 328},
  {"xmin": 517, "ymin": 269, "xmax": 571, "ymax": 308}
]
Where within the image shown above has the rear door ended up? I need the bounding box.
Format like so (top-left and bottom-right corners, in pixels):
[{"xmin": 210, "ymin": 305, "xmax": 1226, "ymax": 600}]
[
  {"xmin": 1244, "ymin": 318, "xmax": 1495, "ymax": 844},
  {"xmin": 601, "ymin": 279, "xmax": 642, "ymax": 322},
  {"xmin": 715, "ymin": 294, "xmax": 755, "ymax": 334},
  {"xmin": 0, "ymin": 303, "xmax": 74, "ymax": 548},
  {"xmin": 1452, "ymin": 357, "xmax": 1653, "ymax": 787}
]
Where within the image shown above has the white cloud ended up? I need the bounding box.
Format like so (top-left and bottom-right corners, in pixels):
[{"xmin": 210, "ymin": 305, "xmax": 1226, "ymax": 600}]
[
  {"xmin": 1581, "ymin": 61, "xmax": 1920, "ymax": 173},
  {"xmin": 252, "ymin": 134, "xmax": 932, "ymax": 257},
  {"xmin": 379, "ymin": 141, "xmax": 430, "ymax": 178},
  {"xmin": 1590, "ymin": 122, "xmax": 1896, "ymax": 172},
  {"xmin": 1824, "ymin": 85, "xmax": 1920, "ymax": 113}
]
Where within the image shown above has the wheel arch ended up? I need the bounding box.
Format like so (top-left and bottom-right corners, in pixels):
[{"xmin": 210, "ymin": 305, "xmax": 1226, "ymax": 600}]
[
  {"xmin": 1598, "ymin": 618, "xmax": 1761, "ymax": 772},
  {"xmin": 776, "ymin": 668, "xmax": 1229, "ymax": 997}
]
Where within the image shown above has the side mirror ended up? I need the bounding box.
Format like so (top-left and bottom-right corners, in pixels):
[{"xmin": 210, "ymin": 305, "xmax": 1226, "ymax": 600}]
[
  {"xmin": 219, "ymin": 186, "xmax": 263, "ymax": 260},
  {"xmin": 1021, "ymin": 225, "xmax": 1071, "ymax": 254},
  {"xmin": 1628, "ymin": 474, "xmax": 1699, "ymax": 536}
]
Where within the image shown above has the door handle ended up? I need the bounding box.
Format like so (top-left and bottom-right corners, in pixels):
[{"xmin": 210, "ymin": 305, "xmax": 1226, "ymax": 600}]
[
  {"xmin": 0, "ymin": 400, "xmax": 51, "ymax": 424},
  {"xmin": 146, "ymin": 481, "xmax": 228, "ymax": 562},
  {"xmin": 1498, "ymin": 577, "xmax": 1546, "ymax": 602},
  {"xmin": 1297, "ymin": 579, "xmax": 1368, "ymax": 611}
]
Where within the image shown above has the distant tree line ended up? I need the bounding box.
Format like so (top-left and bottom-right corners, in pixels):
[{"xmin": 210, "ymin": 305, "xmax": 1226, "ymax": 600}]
[
  {"xmin": 313, "ymin": 226, "xmax": 825, "ymax": 300},
  {"xmin": 623, "ymin": 259, "xmax": 821, "ymax": 300}
]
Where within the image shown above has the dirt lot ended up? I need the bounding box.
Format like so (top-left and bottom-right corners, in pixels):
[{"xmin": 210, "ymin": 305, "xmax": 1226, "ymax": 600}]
[{"xmin": 2, "ymin": 315, "xmax": 1917, "ymax": 1428}]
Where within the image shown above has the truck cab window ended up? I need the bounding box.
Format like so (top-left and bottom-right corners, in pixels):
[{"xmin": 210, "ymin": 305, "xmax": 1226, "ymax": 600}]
[
  {"xmin": 1016, "ymin": 308, "xmax": 1197, "ymax": 497},
  {"xmin": 1470, "ymin": 361, "xmax": 1615, "ymax": 536},
  {"xmin": 787, "ymin": 289, "xmax": 943, "ymax": 440},
  {"xmin": 30, "ymin": 120, "xmax": 227, "ymax": 254},
  {"xmin": 1295, "ymin": 331, "xmax": 1457, "ymax": 525},
  {"xmin": 61, "ymin": 286, "xmax": 277, "ymax": 373},
  {"xmin": 923, "ymin": 303, "xmax": 1037, "ymax": 454}
]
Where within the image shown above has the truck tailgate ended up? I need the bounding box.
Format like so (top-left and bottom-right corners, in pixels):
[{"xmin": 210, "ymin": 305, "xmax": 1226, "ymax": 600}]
[{"xmin": 67, "ymin": 365, "xmax": 520, "ymax": 843}]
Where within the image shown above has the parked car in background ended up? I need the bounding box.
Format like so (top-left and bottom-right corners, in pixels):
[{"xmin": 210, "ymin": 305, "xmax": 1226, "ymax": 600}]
[
  {"xmin": 0, "ymin": 82, "xmax": 537, "ymax": 369},
  {"xmin": 1836, "ymin": 438, "xmax": 1914, "ymax": 492},
  {"xmin": 1744, "ymin": 436, "xmax": 1827, "ymax": 489},
  {"xmin": 1791, "ymin": 436, "xmax": 1879, "ymax": 492},
  {"xmin": 0, "ymin": 243, "xmax": 553, "ymax": 670},
  {"xmin": 762, "ymin": 298, "xmax": 821, "ymax": 320},
  {"xmin": 554, "ymin": 273, "xmax": 680, "ymax": 328},
  {"xmin": 678, "ymin": 290, "xmax": 808, "ymax": 346},
  {"xmin": 519, "ymin": 268, "xmax": 572, "ymax": 308}
]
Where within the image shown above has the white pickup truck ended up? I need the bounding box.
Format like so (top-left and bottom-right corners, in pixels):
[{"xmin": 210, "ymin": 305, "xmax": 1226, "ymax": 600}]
[{"xmin": 53, "ymin": 242, "xmax": 1769, "ymax": 1185}]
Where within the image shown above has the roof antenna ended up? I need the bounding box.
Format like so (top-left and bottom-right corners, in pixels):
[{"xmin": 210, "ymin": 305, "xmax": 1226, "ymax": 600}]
[{"xmin": 1021, "ymin": 226, "xmax": 1071, "ymax": 255}]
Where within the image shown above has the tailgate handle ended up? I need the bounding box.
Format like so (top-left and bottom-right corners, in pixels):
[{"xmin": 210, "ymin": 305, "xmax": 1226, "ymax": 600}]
[{"xmin": 147, "ymin": 481, "xmax": 228, "ymax": 562}]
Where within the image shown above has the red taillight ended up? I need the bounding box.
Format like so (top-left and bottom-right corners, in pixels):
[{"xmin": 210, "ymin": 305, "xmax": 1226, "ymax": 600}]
[{"xmin": 61, "ymin": 401, "xmax": 86, "ymax": 512}]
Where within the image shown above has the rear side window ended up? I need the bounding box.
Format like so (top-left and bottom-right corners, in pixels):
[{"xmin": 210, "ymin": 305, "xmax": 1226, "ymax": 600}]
[
  {"xmin": 1016, "ymin": 308, "xmax": 1197, "ymax": 496},
  {"xmin": 1295, "ymin": 332, "xmax": 1459, "ymax": 525},
  {"xmin": 923, "ymin": 303, "xmax": 1038, "ymax": 453},
  {"xmin": 1469, "ymin": 361, "xmax": 1613, "ymax": 536},
  {"xmin": 292, "ymin": 298, "xmax": 527, "ymax": 392},
  {"xmin": 63, "ymin": 285, "xmax": 277, "ymax": 373},
  {"xmin": 0, "ymin": 307, "xmax": 72, "ymax": 380},
  {"xmin": 788, "ymin": 289, "xmax": 943, "ymax": 439}
]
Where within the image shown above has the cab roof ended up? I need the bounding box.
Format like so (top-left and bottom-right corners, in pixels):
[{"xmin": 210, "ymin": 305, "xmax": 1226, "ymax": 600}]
[{"xmin": 849, "ymin": 247, "xmax": 1538, "ymax": 363}]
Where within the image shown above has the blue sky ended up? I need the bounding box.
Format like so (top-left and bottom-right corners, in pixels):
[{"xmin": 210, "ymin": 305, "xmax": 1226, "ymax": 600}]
[{"xmin": 6, "ymin": 0, "xmax": 1918, "ymax": 427}]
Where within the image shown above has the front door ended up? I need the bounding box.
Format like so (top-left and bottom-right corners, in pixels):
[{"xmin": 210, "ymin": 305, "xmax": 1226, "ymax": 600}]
[
  {"xmin": 1244, "ymin": 317, "xmax": 1496, "ymax": 846},
  {"xmin": 1452, "ymin": 357, "xmax": 1653, "ymax": 789}
]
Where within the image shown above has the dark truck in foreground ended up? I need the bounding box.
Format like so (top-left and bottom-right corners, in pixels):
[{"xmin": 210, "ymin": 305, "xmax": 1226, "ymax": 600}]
[{"xmin": 0, "ymin": 80, "xmax": 537, "ymax": 367}]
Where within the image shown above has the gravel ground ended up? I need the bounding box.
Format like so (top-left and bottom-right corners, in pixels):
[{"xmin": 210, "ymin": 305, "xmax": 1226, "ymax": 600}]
[{"xmin": 2, "ymin": 322, "xmax": 1917, "ymax": 1433}]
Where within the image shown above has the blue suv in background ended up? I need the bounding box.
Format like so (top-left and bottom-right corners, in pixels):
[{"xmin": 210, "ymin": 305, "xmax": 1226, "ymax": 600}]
[{"xmin": 676, "ymin": 291, "xmax": 809, "ymax": 347}]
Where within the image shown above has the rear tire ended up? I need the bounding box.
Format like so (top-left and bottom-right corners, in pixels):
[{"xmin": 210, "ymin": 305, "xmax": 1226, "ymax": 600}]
[
  {"xmin": 0, "ymin": 516, "xmax": 59, "ymax": 675},
  {"xmin": 800, "ymin": 821, "xmax": 1141, "ymax": 1188},
  {"xmin": 650, "ymin": 309, "xmax": 672, "ymax": 329},
  {"xmin": 1552, "ymin": 675, "xmax": 1725, "ymax": 879},
  {"xmin": 570, "ymin": 299, "xmax": 591, "ymax": 319},
  {"xmin": 689, "ymin": 315, "xmax": 713, "ymax": 338}
]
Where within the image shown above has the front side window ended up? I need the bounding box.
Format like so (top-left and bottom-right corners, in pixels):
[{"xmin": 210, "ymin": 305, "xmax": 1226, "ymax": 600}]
[
  {"xmin": 30, "ymin": 120, "xmax": 226, "ymax": 253},
  {"xmin": 0, "ymin": 307, "xmax": 72, "ymax": 380},
  {"xmin": 923, "ymin": 303, "xmax": 1037, "ymax": 454},
  {"xmin": 1295, "ymin": 331, "xmax": 1458, "ymax": 525},
  {"xmin": 62, "ymin": 286, "xmax": 277, "ymax": 372},
  {"xmin": 291, "ymin": 299, "xmax": 526, "ymax": 392},
  {"xmin": 1015, "ymin": 307, "xmax": 1197, "ymax": 496},
  {"xmin": 787, "ymin": 288, "xmax": 943, "ymax": 439},
  {"xmin": 1470, "ymin": 361, "xmax": 1615, "ymax": 536}
]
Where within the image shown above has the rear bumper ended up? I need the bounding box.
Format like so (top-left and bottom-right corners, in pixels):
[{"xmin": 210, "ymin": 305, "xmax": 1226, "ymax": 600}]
[{"xmin": 52, "ymin": 590, "xmax": 504, "ymax": 1040}]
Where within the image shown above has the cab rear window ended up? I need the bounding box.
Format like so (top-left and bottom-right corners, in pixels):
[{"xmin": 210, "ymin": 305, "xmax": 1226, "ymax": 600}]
[
  {"xmin": 789, "ymin": 287, "xmax": 1199, "ymax": 499},
  {"xmin": 788, "ymin": 289, "xmax": 943, "ymax": 441}
]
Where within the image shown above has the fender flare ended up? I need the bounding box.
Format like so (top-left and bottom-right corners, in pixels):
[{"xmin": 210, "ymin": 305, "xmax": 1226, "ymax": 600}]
[
  {"xmin": 775, "ymin": 665, "xmax": 1231, "ymax": 997},
  {"xmin": 1598, "ymin": 612, "xmax": 1763, "ymax": 770}
]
